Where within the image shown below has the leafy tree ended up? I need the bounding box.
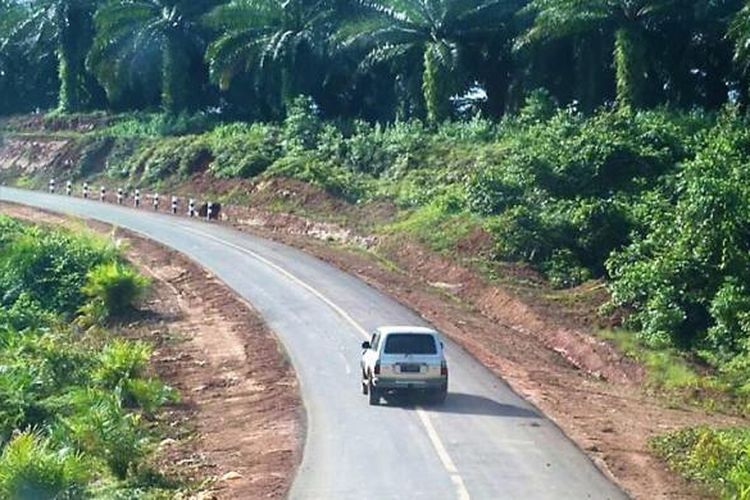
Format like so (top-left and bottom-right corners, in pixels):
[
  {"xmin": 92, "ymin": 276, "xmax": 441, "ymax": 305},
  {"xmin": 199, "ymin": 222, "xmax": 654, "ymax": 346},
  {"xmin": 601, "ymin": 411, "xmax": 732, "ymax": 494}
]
[
  {"xmin": 343, "ymin": 0, "xmax": 521, "ymax": 122},
  {"xmin": 89, "ymin": 0, "xmax": 218, "ymax": 113},
  {"xmin": 519, "ymin": 0, "xmax": 679, "ymax": 108},
  {"xmin": 1, "ymin": 0, "xmax": 101, "ymax": 112},
  {"xmin": 203, "ymin": 0, "xmax": 335, "ymax": 115}
]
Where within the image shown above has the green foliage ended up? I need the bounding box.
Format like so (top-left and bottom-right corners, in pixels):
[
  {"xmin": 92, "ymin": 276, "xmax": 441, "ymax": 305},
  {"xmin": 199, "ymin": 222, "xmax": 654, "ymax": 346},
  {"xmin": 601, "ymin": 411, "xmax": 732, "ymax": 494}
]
[
  {"xmin": 343, "ymin": 0, "xmax": 520, "ymax": 121},
  {"xmin": 93, "ymin": 340, "xmax": 150, "ymax": 390},
  {"xmin": 204, "ymin": 0, "xmax": 334, "ymax": 108},
  {"xmin": 519, "ymin": 0, "xmax": 674, "ymax": 108},
  {"xmin": 103, "ymin": 112, "xmax": 216, "ymax": 138},
  {"xmin": 0, "ymin": 224, "xmax": 117, "ymax": 317},
  {"xmin": 614, "ymin": 27, "xmax": 647, "ymax": 108},
  {"xmin": 518, "ymin": 88, "xmax": 558, "ymax": 124},
  {"xmin": 283, "ymin": 96, "xmax": 323, "ymax": 152},
  {"xmin": 607, "ymin": 117, "xmax": 750, "ymax": 355},
  {"xmin": 82, "ymin": 262, "xmax": 150, "ymax": 318},
  {"xmin": 89, "ymin": 1, "xmax": 216, "ymax": 114},
  {"xmin": 0, "ymin": 218, "xmax": 176, "ymax": 495},
  {"xmin": 652, "ymin": 426, "xmax": 750, "ymax": 499},
  {"xmin": 208, "ymin": 123, "xmax": 281, "ymax": 178},
  {"xmin": 0, "ymin": 432, "xmax": 90, "ymax": 500},
  {"xmin": 58, "ymin": 389, "xmax": 149, "ymax": 480}
]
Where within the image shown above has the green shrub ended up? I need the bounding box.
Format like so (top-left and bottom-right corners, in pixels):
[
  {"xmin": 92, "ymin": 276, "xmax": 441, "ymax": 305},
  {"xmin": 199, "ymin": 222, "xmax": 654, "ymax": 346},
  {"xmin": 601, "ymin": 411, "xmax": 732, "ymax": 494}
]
[
  {"xmin": 93, "ymin": 340, "xmax": 151, "ymax": 390},
  {"xmin": 542, "ymin": 249, "xmax": 592, "ymax": 289},
  {"xmin": 607, "ymin": 118, "xmax": 750, "ymax": 354},
  {"xmin": 0, "ymin": 220, "xmax": 176, "ymax": 495},
  {"xmin": 0, "ymin": 293, "xmax": 57, "ymax": 331},
  {"xmin": 122, "ymin": 379, "xmax": 177, "ymax": 416},
  {"xmin": 283, "ymin": 95, "xmax": 322, "ymax": 152},
  {"xmin": 103, "ymin": 112, "xmax": 217, "ymax": 137},
  {"xmin": 58, "ymin": 390, "xmax": 149, "ymax": 480},
  {"xmin": 652, "ymin": 426, "xmax": 750, "ymax": 499},
  {"xmin": 0, "ymin": 228, "xmax": 117, "ymax": 316},
  {"xmin": 266, "ymin": 155, "xmax": 367, "ymax": 202},
  {"xmin": 0, "ymin": 432, "xmax": 90, "ymax": 500},
  {"xmin": 208, "ymin": 123, "xmax": 281, "ymax": 178},
  {"xmin": 82, "ymin": 262, "xmax": 149, "ymax": 318}
]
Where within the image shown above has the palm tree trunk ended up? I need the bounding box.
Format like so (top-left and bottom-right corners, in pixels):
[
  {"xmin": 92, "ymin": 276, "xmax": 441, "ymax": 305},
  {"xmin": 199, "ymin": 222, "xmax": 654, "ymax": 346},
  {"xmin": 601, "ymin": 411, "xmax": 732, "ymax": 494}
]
[
  {"xmin": 162, "ymin": 36, "xmax": 189, "ymax": 114},
  {"xmin": 281, "ymin": 66, "xmax": 295, "ymax": 108},
  {"xmin": 57, "ymin": 2, "xmax": 81, "ymax": 112},
  {"xmin": 613, "ymin": 26, "xmax": 647, "ymax": 109},
  {"xmin": 422, "ymin": 44, "xmax": 452, "ymax": 123}
]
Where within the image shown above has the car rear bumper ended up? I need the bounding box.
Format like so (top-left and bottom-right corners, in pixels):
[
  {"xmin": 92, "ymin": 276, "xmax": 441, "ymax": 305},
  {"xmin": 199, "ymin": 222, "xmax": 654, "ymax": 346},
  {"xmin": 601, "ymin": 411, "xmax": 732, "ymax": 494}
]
[{"xmin": 373, "ymin": 377, "xmax": 447, "ymax": 391}]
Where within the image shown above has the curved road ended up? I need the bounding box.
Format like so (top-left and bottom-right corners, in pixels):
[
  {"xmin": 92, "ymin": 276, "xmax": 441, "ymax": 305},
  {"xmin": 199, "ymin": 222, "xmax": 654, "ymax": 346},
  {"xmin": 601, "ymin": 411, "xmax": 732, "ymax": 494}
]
[{"xmin": 0, "ymin": 187, "xmax": 626, "ymax": 500}]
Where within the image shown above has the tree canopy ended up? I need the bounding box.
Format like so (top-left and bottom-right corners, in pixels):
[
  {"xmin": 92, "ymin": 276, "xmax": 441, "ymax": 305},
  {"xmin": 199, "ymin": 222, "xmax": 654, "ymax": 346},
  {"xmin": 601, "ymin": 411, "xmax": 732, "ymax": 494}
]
[{"xmin": 0, "ymin": 0, "xmax": 750, "ymax": 119}]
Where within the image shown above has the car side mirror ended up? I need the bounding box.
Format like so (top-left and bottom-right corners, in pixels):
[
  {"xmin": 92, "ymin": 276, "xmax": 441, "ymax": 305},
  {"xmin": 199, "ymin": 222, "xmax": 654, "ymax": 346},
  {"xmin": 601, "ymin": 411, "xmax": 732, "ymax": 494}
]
[{"xmin": 361, "ymin": 341, "xmax": 371, "ymax": 350}]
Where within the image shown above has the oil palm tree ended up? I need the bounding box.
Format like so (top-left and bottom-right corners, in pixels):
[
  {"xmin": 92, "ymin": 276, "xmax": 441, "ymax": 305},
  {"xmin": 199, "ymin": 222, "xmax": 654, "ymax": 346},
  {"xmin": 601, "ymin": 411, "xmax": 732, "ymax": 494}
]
[
  {"xmin": 1, "ymin": 0, "xmax": 98, "ymax": 112},
  {"xmin": 89, "ymin": 0, "xmax": 218, "ymax": 113},
  {"xmin": 519, "ymin": 0, "xmax": 679, "ymax": 108},
  {"xmin": 203, "ymin": 0, "xmax": 335, "ymax": 112},
  {"xmin": 730, "ymin": 0, "xmax": 750, "ymax": 79},
  {"xmin": 342, "ymin": 0, "xmax": 521, "ymax": 123}
]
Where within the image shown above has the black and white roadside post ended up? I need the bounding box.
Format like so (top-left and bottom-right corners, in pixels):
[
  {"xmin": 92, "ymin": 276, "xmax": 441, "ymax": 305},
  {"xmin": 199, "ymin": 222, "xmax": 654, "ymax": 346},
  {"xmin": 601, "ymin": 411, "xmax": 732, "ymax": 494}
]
[
  {"xmin": 171, "ymin": 195, "xmax": 178, "ymax": 215},
  {"xmin": 48, "ymin": 178, "xmax": 55, "ymax": 194},
  {"xmin": 153, "ymin": 193, "xmax": 159, "ymax": 211},
  {"xmin": 188, "ymin": 198, "xmax": 195, "ymax": 217},
  {"xmin": 206, "ymin": 202, "xmax": 213, "ymax": 221},
  {"xmin": 100, "ymin": 186, "xmax": 106, "ymax": 202},
  {"xmin": 66, "ymin": 180, "xmax": 72, "ymax": 196},
  {"xmin": 134, "ymin": 189, "xmax": 140, "ymax": 208},
  {"xmin": 83, "ymin": 182, "xmax": 89, "ymax": 199},
  {"xmin": 117, "ymin": 187, "xmax": 124, "ymax": 205}
]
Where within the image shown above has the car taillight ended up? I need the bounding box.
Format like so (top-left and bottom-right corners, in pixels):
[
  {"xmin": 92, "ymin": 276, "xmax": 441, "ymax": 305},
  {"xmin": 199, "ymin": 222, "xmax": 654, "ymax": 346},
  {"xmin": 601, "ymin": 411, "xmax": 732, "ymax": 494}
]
[
  {"xmin": 374, "ymin": 362, "xmax": 380, "ymax": 375},
  {"xmin": 440, "ymin": 361, "xmax": 448, "ymax": 377}
]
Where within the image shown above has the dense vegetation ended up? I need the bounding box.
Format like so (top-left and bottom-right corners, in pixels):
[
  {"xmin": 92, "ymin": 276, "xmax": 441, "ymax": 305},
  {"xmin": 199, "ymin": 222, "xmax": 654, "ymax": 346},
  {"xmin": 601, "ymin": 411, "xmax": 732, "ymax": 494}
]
[
  {"xmin": 1, "ymin": 0, "xmax": 750, "ymax": 118},
  {"xmin": 0, "ymin": 215, "xmax": 179, "ymax": 498}
]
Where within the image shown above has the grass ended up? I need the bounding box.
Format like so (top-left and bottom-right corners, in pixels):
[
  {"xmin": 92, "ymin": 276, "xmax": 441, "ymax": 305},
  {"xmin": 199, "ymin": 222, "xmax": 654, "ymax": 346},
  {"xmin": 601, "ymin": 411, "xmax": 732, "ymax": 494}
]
[
  {"xmin": 651, "ymin": 426, "xmax": 750, "ymax": 499},
  {"xmin": 599, "ymin": 329, "xmax": 700, "ymax": 389},
  {"xmin": 598, "ymin": 328, "xmax": 750, "ymax": 416},
  {"xmin": 382, "ymin": 204, "xmax": 481, "ymax": 254}
]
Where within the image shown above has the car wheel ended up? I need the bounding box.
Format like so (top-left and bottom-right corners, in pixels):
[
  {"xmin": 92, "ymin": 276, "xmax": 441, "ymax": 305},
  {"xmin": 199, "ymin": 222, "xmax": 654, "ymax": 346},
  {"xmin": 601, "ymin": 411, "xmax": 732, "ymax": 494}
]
[
  {"xmin": 430, "ymin": 386, "xmax": 447, "ymax": 405},
  {"xmin": 368, "ymin": 379, "xmax": 379, "ymax": 406}
]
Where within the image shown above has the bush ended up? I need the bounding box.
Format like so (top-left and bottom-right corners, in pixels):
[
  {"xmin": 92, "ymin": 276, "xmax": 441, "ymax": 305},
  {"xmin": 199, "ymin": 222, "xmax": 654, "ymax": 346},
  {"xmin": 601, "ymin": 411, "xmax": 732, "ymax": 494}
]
[
  {"xmin": 93, "ymin": 339, "xmax": 150, "ymax": 390},
  {"xmin": 283, "ymin": 95, "xmax": 322, "ymax": 152},
  {"xmin": 0, "ymin": 432, "xmax": 90, "ymax": 500},
  {"xmin": 82, "ymin": 262, "xmax": 149, "ymax": 318},
  {"xmin": 651, "ymin": 426, "xmax": 750, "ymax": 499},
  {"xmin": 0, "ymin": 219, "xmax": 176, "ymax": 496},
  {"xmin": 0, "ymin": 293, "xmax": 57, "ymax": 331},
  {"xmin": 0, "ymin": 226, "xmax": 117, "ymax": 317},
  {"xmin": 208, "ymin": 123, "xmax": 281, "ymax": 178},
  {"xmin": 607, "ymin": 118, "xmax": 750, "ymax": 354},
  {"xmin": 542, "ymin": 249, "xmax": 592, "ymax": 289},
  {"xmin": 58, "ymin": 390, "xmax": 149, "ymax": 480}
]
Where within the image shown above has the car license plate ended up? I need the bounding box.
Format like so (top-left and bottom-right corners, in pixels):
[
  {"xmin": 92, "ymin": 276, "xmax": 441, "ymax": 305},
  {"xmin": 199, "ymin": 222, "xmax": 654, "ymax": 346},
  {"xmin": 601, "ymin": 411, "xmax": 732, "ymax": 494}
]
[{"xmin": 400, "ymin": 364, "xmax": 421, "ymax": 373}]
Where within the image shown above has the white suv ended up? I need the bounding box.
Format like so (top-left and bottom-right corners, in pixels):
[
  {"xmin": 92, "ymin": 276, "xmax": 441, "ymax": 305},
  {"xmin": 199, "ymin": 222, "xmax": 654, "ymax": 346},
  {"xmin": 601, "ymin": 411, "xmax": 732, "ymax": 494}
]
[{"xmin": 360, "ymin": 326, "xmax": 448, "ymax": 405}]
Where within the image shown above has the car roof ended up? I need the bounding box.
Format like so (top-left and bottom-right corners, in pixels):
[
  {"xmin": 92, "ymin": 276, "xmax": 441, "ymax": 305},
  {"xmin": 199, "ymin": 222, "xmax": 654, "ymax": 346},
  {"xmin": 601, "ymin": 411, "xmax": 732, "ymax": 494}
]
[{"xmin": 376, "ymin": 326, "xmax": 439, "ymax": 336}]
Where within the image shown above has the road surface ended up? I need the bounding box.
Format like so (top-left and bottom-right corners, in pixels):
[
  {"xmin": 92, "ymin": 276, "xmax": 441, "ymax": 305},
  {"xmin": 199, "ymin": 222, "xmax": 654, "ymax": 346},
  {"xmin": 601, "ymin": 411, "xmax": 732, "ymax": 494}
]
[{"xmin": 0, "ymin": 187, "xmax": 627, "ymax": 500}]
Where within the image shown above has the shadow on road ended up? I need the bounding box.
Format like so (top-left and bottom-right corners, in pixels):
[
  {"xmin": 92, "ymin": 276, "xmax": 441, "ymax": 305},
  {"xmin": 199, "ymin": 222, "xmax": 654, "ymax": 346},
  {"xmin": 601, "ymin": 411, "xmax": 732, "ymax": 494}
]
[{"xmin": 380, "ymin": 392, "xmax": 540, "ymax": 418}]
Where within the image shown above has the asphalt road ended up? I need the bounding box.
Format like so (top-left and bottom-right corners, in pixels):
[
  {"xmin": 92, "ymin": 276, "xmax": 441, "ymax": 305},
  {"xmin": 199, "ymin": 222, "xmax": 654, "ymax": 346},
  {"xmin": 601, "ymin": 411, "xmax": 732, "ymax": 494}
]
[{"xmin": 0, "ymin": 187, "xmax": 627, "ymax": 500}]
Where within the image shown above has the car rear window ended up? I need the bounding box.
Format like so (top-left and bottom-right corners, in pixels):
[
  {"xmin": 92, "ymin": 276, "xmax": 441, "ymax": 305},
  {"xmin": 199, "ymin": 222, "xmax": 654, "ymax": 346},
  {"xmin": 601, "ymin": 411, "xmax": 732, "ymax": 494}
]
[{"xmin": 383, "ymin": 334, "xmax": 437, "ymax": 355}]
